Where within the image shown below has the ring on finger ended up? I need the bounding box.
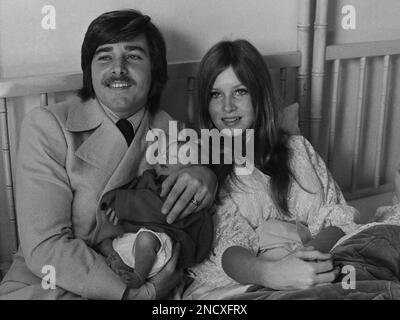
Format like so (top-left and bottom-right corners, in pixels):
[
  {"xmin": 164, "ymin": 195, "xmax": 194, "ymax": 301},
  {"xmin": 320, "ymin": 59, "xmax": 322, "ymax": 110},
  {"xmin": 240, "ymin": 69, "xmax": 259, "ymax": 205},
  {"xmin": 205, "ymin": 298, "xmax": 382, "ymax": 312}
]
[{"xmin": 191, "ymin": 198, "xmax": 201, "ymax": 207}]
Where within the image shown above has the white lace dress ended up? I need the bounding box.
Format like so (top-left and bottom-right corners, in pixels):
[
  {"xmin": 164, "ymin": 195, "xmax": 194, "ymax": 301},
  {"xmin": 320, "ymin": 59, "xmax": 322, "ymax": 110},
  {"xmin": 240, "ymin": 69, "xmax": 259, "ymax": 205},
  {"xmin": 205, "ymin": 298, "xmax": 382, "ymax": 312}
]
[{"xmin": 187, "ymin": 135, "xmax": 360, "ymax": 291}]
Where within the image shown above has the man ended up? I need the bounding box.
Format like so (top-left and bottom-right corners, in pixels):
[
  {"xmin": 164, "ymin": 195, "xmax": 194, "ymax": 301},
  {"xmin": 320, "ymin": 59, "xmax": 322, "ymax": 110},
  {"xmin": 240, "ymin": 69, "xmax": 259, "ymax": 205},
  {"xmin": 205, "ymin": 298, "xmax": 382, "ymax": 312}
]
[{"xmin": 0, "ymin": 10, "xmax": 217, "ymax": 300}]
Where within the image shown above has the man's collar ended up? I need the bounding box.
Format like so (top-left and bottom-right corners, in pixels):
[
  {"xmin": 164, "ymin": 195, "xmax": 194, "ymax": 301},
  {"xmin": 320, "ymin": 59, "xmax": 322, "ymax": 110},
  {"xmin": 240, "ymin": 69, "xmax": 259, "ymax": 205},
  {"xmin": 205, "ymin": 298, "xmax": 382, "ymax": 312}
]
[
  {"xmin": 98, "ymin": 99, "xmax": 146, "ymax": 134},
  {"xmin": 65, "ymin": 96, "xmax": 173, "ymax": 133},
  {"xmin": 98, "ymin": 99, "xmax": 120, "ymax": 123},
  {"xmin": 66, "ymin": 98, "xmax": 104, "ymax": 132}
]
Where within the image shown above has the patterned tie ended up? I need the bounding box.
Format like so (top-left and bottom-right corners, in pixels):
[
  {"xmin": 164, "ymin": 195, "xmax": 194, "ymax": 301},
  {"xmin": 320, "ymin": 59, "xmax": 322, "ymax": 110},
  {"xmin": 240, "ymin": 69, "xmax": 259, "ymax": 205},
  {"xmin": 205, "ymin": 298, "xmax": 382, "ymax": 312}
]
[{"xmin": 116, "ymin": 119, "xmax": 134, "ymax": 146}]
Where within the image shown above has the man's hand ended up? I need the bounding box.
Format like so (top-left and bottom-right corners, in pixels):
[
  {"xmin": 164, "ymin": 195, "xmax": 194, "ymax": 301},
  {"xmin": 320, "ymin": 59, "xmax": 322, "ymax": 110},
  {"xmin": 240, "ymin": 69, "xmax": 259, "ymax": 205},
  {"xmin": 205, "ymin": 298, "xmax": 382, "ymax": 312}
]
[{"xmin": 160, "ymin": 166, "xmax": 217, "ymax": 223}]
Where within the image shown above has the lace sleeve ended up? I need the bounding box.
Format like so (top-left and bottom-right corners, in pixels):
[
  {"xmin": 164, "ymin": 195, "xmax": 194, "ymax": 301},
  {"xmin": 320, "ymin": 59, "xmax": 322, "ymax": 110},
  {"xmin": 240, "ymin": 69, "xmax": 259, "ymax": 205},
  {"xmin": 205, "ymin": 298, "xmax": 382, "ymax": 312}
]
[
  {"xmin": 213, "ymin": 197, "xmax": 259, "ymax": 258},
  {"xmin": 188, "ymin": 195, "xmax": 258, "ymax": 287},
  {"xmin": 296, "ymin": 137, "xmax": 360, "ymax": 235}
]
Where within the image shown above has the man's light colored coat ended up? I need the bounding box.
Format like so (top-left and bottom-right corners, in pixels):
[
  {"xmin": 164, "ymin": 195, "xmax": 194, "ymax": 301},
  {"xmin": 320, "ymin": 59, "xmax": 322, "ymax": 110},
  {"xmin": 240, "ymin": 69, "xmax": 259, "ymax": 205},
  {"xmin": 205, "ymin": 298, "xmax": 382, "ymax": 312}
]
[{"xmin": 0, "ymin": 97, "xmax": 173, "ymax": 299}]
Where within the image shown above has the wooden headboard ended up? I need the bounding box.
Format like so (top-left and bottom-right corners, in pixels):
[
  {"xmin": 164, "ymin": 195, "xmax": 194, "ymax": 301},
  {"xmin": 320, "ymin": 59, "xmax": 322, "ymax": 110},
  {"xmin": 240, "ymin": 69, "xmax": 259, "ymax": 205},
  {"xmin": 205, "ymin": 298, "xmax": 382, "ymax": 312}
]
[{"xmin": 324, "ymin": 40, "xmax": 400, "ymax": 201}]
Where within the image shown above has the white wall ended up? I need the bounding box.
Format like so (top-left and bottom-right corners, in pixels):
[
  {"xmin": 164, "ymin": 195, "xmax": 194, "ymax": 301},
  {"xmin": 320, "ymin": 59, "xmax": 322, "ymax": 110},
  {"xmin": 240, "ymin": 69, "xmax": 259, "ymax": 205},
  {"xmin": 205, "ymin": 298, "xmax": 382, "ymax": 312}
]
[
  {"xmin": 0, "ymin": 0, "xmax": 298, "ymax": 78},
  {"xmin": 328, "ymin": 0, "xmax": 400, "ymax": 44}
]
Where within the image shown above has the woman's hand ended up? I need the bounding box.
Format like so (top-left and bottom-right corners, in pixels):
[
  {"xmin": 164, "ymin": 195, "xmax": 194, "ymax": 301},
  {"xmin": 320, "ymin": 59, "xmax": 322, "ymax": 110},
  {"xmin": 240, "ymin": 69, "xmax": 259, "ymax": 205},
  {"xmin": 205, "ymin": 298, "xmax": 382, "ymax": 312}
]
[
  {"xmin": 259, "ymin": 248, "xmax": 338, "ymax": 290},
  {"xmin": 160, "ymin": 166, "xmax": 217, "ymax": 223}
]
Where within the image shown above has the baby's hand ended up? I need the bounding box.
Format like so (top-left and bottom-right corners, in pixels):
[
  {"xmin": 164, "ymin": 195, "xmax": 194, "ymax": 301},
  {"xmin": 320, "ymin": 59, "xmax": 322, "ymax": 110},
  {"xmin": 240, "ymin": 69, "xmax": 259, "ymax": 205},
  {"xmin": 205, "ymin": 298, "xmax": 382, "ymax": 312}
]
[{"xmin": 105, "ymin": 208, "xmax": 119, "ymax": 225}]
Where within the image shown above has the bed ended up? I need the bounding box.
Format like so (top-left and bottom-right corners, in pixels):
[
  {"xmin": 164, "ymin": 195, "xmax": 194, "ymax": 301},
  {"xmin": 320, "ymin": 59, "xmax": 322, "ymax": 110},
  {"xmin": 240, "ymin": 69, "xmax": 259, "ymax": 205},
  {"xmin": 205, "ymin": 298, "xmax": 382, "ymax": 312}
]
[{"xmin": 1, "ymin": 0, "xmax": 400, "ymax": 296}]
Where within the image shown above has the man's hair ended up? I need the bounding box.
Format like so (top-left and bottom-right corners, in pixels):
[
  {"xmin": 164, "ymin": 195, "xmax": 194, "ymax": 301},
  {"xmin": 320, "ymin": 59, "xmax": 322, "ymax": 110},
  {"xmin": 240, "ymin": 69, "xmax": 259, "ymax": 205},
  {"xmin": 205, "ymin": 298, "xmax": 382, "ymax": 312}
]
[{"xmin": 78, "ymin": 9, "xmax": 167, "ymax": 114}]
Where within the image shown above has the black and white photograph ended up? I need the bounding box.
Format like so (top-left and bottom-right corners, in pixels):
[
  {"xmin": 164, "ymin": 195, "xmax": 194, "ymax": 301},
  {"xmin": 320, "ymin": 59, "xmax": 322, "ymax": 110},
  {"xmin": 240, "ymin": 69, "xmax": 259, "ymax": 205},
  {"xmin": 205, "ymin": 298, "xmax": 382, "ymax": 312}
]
[{"xmin": 0, "ymin": 0, "xmax": 400, "ymax": 306}]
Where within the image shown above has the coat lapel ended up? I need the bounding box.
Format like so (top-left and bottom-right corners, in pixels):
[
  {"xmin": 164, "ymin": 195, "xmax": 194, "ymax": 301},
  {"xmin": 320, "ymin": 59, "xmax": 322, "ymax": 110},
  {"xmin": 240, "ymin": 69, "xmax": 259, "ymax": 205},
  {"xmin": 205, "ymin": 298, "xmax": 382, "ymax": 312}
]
[
  {"xmin": 66, "ymin": 98, "xmax": 174, "ymax": 196},
  {"xmin": 99, "ymin": 109, "xmax": 174, "ymax": 198},
  {"xmin": 74, "ymin": 120, "xmax": 127, "ymax": 174},
  {"xmin": 66, "ymin": 98, "xmax": 127, "ymax": 174}
]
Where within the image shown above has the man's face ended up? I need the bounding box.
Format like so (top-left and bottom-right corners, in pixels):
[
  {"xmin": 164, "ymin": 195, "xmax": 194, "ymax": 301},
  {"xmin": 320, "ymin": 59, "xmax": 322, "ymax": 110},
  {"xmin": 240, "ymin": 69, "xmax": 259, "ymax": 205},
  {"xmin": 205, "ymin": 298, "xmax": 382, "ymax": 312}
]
[{"xmin": 91, "ymin": 34, "xmax": 152, "ymax": 118}]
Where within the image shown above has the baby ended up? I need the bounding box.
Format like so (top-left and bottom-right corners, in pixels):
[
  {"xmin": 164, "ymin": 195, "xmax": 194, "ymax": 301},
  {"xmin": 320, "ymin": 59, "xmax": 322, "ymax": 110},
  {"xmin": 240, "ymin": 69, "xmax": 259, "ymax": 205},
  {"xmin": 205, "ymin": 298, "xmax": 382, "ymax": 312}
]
[
  {"xmin": 259, "ymin": 165, "xmax": 400, "ymax": 262},
  {"xmin": 257, "ymin": 219, "xmax": 345, "ymax": 261},
  {"xmin": 97, "ymin": 141, "xmax": 214, "ymax": 288}
]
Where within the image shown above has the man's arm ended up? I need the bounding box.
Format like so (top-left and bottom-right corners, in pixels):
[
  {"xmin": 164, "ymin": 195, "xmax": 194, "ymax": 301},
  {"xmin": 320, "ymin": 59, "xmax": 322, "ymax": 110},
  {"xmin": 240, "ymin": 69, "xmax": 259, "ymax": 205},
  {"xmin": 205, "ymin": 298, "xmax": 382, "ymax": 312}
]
[
  {"xmin": 16, "ymin": 108, "xmax": 126, "ymax": 299},
  {"xmin": 160, "ymin": 165, "xmax": 218, "ymax": 223}
]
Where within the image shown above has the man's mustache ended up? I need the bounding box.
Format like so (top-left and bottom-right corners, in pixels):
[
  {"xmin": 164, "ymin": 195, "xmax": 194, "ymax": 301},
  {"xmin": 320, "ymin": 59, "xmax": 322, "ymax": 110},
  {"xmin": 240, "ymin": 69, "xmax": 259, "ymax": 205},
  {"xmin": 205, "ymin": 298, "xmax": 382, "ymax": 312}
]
[{"xmin": 102, "ymin": 75, "xmax": 136, "ymax": 86}]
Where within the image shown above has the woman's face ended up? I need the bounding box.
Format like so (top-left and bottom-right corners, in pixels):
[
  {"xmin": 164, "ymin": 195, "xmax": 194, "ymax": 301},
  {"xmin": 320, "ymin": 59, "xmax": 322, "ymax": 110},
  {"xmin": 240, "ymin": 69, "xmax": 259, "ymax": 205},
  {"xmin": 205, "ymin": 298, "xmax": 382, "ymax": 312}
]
[{"xmin": 208, "ymin": 66, "xmax": 255, "ymax": 132}]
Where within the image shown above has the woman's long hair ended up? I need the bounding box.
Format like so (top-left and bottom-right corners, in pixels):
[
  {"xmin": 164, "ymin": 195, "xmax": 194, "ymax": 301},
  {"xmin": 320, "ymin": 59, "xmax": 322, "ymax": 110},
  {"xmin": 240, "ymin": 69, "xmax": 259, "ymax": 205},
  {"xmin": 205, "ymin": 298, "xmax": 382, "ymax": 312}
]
[{"xmin": 196, "ymin": 39, "xmax": 293, "ymax": 216}]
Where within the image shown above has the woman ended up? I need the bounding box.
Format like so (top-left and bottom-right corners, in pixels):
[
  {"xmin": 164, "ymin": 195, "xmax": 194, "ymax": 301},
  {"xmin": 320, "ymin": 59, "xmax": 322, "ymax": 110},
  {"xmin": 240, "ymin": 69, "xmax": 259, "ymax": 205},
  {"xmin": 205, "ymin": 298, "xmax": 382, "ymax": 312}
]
[{"xmin": 184, "ymin": 39, "xmax": 361, "ymax": 299}]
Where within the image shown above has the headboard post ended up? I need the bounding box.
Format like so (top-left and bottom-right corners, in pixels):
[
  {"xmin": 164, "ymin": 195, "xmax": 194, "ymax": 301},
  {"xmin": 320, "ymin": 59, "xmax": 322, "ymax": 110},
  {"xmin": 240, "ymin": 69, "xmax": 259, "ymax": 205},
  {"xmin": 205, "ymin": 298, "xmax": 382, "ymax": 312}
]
[
  {"xmin": 374, "ymin": 55, "xmax": 391, "ymax": 189},
  {"xmin": 327, "ymin": 59, "xmax": 341, "ymax": 169},
  {"xmin": 280, "ymin": 67, "xmax": 288, "ymax": 99},
  {"xmin": 0, "ymin": 97, "xmax": 19, "ymax": 253},
  {"xmin": 310, "ymin": 0, "xmax": 328, "ymax": 155},
  {"xmin": 297, "ymin": 0, "xmax": 314, "ymax": 139},
  {"xmin": 351, "ymin": 57, "xmax": 367, "ymax": 193},
  {"xmin": 40, "ymin": 93, "xmax": 49, "ymax": 107}
]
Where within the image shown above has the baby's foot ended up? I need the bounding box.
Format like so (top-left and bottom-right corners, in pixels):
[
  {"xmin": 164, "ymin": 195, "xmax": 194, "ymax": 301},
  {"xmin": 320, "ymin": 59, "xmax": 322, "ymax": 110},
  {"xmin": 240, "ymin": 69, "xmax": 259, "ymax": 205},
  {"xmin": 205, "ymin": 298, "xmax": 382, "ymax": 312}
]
[
  {"xmin": 119, "ymin": 270, "xmax": 145, "ymax": 288},
  {"xmin": 106, "ymin": 251, "xmax": 131, "ymax": 273}
]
